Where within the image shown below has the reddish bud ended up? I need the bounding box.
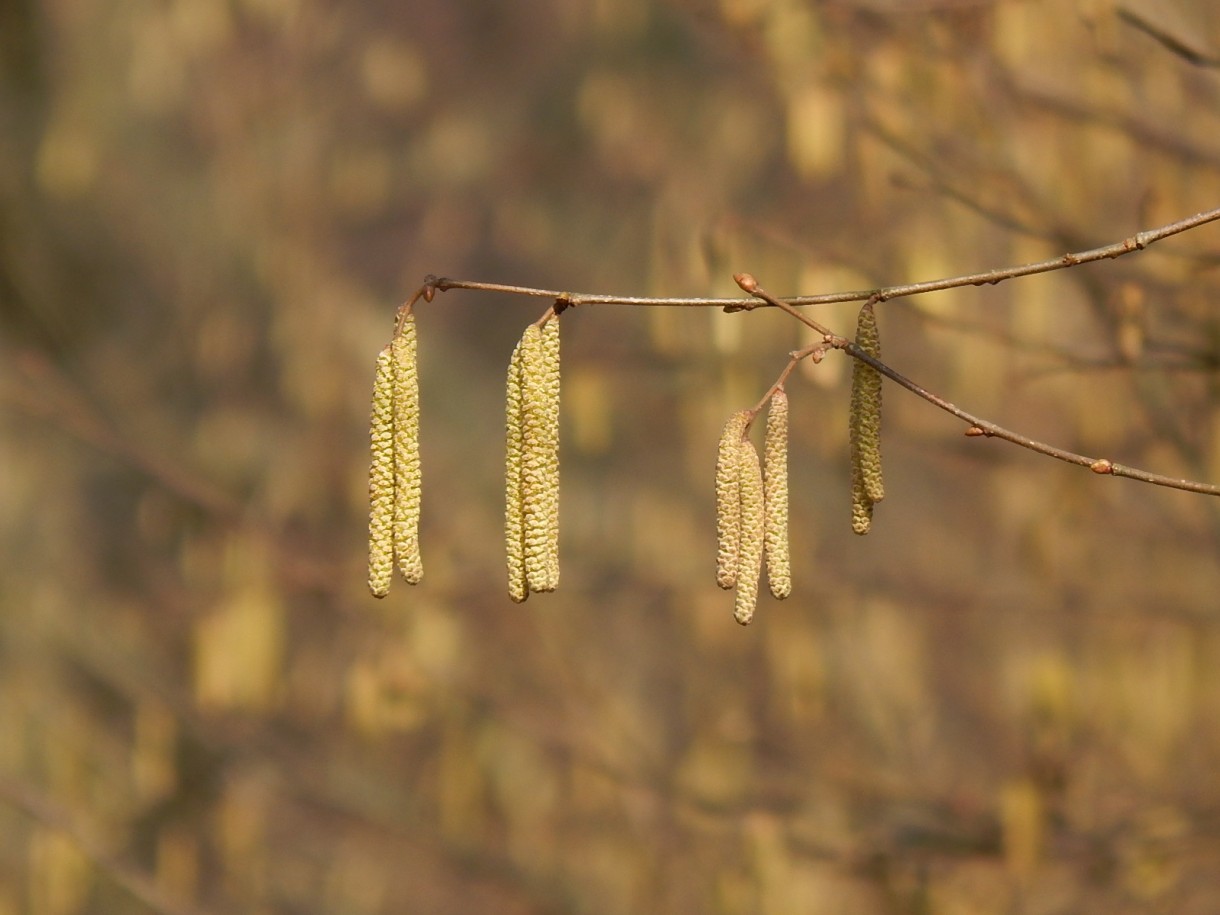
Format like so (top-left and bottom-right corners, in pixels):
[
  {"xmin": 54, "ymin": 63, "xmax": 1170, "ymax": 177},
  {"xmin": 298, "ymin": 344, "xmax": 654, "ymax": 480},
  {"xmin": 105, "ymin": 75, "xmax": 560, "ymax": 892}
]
[{"xmin": 734, "ymin": 273, "xmax": 758, "ymax": 293}]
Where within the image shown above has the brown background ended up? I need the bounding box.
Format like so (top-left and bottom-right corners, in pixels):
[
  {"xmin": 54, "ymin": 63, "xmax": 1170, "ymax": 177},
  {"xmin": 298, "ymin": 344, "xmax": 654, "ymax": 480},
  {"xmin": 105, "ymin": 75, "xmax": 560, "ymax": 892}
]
[{"xmin": 3, "ymin": 1, "xmax": 1220, "ymax": 912}]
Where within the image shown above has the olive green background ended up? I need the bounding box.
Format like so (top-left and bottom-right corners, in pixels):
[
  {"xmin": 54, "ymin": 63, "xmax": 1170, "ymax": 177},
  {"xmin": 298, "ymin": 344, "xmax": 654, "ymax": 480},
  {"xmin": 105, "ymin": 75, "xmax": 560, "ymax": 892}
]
[{"xmin": 3, "ymin": 1, "xmax": 1220, "ymax": 912}]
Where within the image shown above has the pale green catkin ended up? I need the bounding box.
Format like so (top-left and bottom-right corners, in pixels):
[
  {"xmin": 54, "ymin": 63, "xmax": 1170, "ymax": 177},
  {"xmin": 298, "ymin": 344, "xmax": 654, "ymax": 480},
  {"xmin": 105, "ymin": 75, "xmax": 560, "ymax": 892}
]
[
  {"xmin": 850, "ymin": 301, "xmax": 884, "ymax": 508},
  {"xmin": 505, "ymin": 334, "xmax": 529, "ymax": 603},
  {"xmin": 715, "ymin": 410, "xmax": 751, "ymax": 590},
  {"xmin": 764, "ymin": 388, "xmax": 791, "ymax": 600},
  {"xmin": 734, "ymin": 439, "xmax": 765, "ymax": 626},
  {"xmin": 367, "ymin": 344, "xmax": 396, "ymax": 597},
  {"xmin": 393, "ymin": 315, "xmax": 423, "ymax": 584}
]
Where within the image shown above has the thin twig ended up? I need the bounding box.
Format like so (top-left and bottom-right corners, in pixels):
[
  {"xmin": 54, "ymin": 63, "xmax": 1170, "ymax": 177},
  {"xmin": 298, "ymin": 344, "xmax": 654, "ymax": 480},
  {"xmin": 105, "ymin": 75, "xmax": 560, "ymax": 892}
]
[
  {"xmin": 424, "ymin": 207, "xmax": 1220, "ymax": 497},
  {"xmin": 738, "ymin": 276, "xmax": 1220, "ymax": 497},
  {"xmin": 428, "ymin": 206, "xmax": 1220, "ymax": 311}
]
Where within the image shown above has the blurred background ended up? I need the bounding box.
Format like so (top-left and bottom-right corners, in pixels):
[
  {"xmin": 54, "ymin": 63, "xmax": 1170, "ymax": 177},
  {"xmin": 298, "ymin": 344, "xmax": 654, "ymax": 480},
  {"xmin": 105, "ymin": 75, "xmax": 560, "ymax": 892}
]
[{"xmin": 4, "ymin": 0, "xmax": 1220, "ymax": 912}]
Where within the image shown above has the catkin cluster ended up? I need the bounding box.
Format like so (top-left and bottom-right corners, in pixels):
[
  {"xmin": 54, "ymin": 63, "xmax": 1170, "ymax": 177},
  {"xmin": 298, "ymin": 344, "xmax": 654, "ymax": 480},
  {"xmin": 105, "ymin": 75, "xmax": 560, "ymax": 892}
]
[
  {"xmin": 368, "ymin": 311, "xmax": 423, "ymax": 597},
  {"xmin": 716, "ymin": 390, "xmax": 791, "ymax": 625},
  {"xmin": 505, "ymin": 316, "xmax": 562, "ymax": 602},
  {"xmin": 849, "ymin": 302, "xmax": 884, "ymax": 534}
]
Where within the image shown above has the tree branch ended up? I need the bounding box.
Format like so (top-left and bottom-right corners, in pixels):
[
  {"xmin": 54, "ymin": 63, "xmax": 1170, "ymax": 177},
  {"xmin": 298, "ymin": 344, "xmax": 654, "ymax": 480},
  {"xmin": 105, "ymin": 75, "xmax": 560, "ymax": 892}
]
[
  {"xmin": 736, "ymin": 275, "xmax": 1220, "ymax": 497},
  {"xmin": 429, "ymin": 206, "xmax": 1220, "ymax": 311},
  {"xmin": 426, "ymin": 206, "xmax": 1220, "ymax": 498},
  {"xmin": 0, "ymin": 773, "xmax": 216, "ymax": 915}
]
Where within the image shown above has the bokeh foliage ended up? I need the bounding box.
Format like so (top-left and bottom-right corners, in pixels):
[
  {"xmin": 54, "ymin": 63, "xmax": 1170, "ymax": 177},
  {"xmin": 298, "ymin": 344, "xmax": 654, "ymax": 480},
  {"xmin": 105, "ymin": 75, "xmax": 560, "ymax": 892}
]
[{"xmin": 4, "ymin": 1, "xmax": 1220, "ymax": 912}]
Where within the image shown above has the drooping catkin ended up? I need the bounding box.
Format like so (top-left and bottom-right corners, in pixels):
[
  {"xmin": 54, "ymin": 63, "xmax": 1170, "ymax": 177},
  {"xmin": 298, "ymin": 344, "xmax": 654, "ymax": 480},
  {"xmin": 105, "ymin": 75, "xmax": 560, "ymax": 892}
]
[
  {"xmin": 505, "ymin": 335, "xmax": 529, "ymax": 603},
  {"xmin": 518, "ymin": 322, "xmax": 561, "ymax": 594},
  {"xmin": 393, "ymin": 314, "xmax": 423, "ymax": 584},
  {"xmin": 764, "ymin": 388, "xmax": 791, "ymax": 600},
  {"xmin": 715, "ymin": 410, "xmax": 750, "ymax": 589},
  {"xmin": 850, "ymin": 301, "xmax": 884, "ymax": 509},
  {"xmin": 734, "ymin": 439, "xmax": 765, "ymax": 626},
  {"xmin": 368, "ymin": 344, "xmax": 396, "ymax": 597},
  {"xmin": 538, "ymin": 317, "xmax": 561, "ymax": 590}
]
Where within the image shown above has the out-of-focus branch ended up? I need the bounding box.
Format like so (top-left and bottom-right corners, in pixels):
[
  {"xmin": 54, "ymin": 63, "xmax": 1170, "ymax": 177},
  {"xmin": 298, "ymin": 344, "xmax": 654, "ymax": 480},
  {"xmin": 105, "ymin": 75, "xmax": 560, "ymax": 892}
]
[
  {"xmin": 0, "ymin": 773, "xmax": 216, "ymax": 915},
  {"xmin": 1117, "ymin": 2, "xmax": 1220, "ymax": 68}
]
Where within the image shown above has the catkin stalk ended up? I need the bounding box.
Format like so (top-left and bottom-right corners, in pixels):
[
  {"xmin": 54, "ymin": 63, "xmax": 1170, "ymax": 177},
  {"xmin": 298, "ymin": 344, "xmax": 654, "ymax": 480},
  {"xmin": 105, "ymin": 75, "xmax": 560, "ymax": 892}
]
[
  {"xmin": 764, "ymin": 388, "xmax": 791, "ymax": 600},
  {"xmin": 734, "ymin": 439, "xmax": 765, "ymax": 625},
  {"xmin": 715, "ymin": 411, "xmax": 750, "ymax": 589},
  {"xmin": 393, "ymin": 315, "xmax": 423, "ymax": 584},
  {"xmin": 368, "ymin": 344, "xmax": 396, "ymax": 597}
]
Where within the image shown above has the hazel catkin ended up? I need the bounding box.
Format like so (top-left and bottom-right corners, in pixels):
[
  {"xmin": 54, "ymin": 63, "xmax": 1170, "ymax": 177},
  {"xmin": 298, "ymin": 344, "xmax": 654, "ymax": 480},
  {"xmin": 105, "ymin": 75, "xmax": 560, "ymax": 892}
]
[
  {"xmin": 537, "ymin": 317, "xmax": 561, "ymax": 591},
  {"xmin": 763, "ymin": 388, "xmax": 791, "ymax": 600},
  {"xmin": 508, "ymin": 317, "xmax": 562, "ymax": 598},
  {"xmin": 393, "ymin": 314, "xmax": 423, "ymax": 584},
  {"xmin": 367, "ymin": 344, "xmax": 396, "ymax": 597},
  {"xmin": 849, "ymin": 301, "xmax": 884, "ymax": 533},
  {"xmin": 505, "ymin": 335, "xmax": 529, "ymax": 603},
  {"xmin": 734, "ymin": 438, "xmax": 765, "ymax": 626},
  {"xmin": 715, "ymin": 410, "xmax": 750, "ymax": 590}
]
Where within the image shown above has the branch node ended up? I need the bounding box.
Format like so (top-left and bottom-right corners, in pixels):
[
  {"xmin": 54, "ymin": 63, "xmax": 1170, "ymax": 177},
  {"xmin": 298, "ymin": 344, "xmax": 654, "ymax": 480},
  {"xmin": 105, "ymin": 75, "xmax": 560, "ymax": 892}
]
[
  {"xmin": 964, "ymin": 425, "xmax": 988, "ymax": 437},
  {"xmin": 1090, "ymin": 458, "xmax": 1114, "ymax": 474}
]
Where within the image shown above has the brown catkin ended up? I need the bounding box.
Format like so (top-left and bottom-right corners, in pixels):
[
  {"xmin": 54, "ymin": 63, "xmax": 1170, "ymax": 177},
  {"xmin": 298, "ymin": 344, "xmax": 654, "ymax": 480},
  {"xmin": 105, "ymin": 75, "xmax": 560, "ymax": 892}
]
[
  {"xmin": 764, "ymin": 388, "xmax": 791, "ymax": 600},
  {"xmin": 367, "ymin": 344, "xmax": 396, "ymax": 597},
  {"xmin": 715, "ymin": 410, "xmax": 750, "ymax": 589},
  {"xmin": 505, "ymin": 335, "xmax": 529, "ymax": 603},
  {"xmin": 734, "ymin": 439, "xmax": 765, "ymax": 625},
  {"xmin": 393, "ymin": 315, "xmax": 423, "ymax": 584},
  {"xmin": 850, "ymin": 301, "xmax": 885, "ymax": 508}
]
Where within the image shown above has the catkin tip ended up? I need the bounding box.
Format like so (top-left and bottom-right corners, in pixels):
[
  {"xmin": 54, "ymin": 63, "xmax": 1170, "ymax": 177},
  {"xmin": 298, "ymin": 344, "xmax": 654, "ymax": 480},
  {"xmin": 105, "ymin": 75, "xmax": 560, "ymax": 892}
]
[{"xmin": 850, "ymin": 466, "xmax": 873, "ymax": 535}]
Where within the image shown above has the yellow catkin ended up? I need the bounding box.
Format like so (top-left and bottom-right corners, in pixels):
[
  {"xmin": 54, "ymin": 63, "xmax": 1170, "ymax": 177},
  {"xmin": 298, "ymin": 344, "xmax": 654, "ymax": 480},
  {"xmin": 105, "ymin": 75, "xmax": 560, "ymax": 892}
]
[
  {"xmin": 393, "ymin": 315, "xmax": 423, "ymax": 584},
  {"xmin": 519, "ymin": 325, "xmax": 557, "ymax": 593},
  {"xmin": 538, "ymin": 316, "xmax": 561, "ymax": 591},
  {"xmin": 850, "ymin": 301, "xmax": 884, "ymax": 508},
  {"xmin": 764, "ymin": 388, "xmax": 791, "ymax": 600},
  {"xmin": 367, "ymin": 344, "xmax": 395, "ymax": 597},
  {"xmin": 715, "ymin": 410, "xmax": 750, "ymax": 589},
  {"xmin": 734, "ymin": 439, "xmax": 765, "ymax": 626},
  {"xmin": 505, "ymin": 335, "xmax": 529, "ymax": 603}
]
